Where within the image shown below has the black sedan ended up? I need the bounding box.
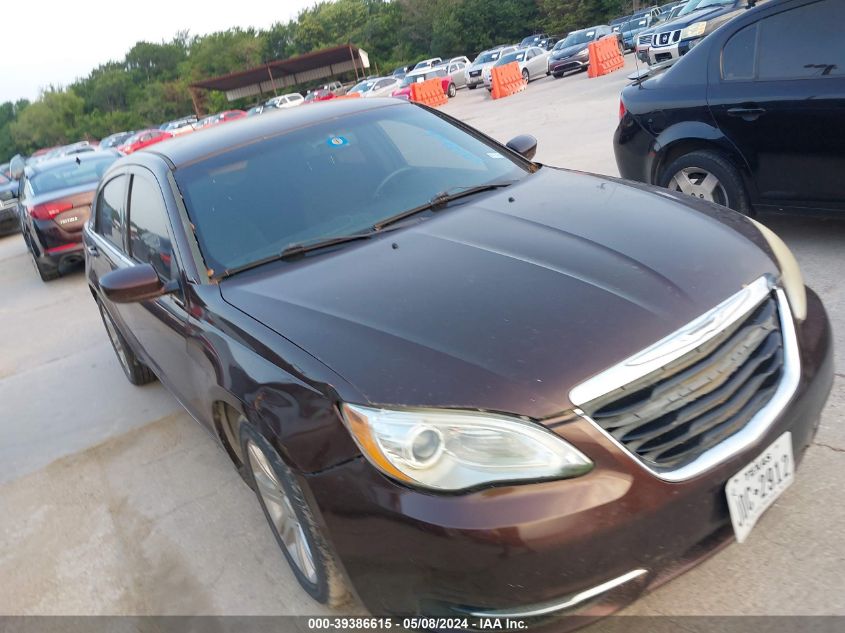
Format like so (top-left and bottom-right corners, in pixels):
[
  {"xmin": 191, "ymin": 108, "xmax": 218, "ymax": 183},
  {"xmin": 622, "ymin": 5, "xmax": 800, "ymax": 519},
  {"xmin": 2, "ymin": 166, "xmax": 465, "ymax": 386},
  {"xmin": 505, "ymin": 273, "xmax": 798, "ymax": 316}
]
[
  {"xmin": 84, "ymin": 97, "xmax": 830, "ymax": 622},
  {"xmin": 615, "ymin": 0, "xmax": 844, "ymax": 215},
  {"xmin": 17, "ymin": 151, "xmax": 119, "ymax": 280}
]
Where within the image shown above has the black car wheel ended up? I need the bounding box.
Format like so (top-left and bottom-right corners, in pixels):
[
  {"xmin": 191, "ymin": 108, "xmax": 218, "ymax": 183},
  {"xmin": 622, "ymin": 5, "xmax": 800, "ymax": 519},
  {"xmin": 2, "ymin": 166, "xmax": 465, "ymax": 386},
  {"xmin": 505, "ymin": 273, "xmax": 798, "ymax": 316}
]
[
  {"xmin": 522, "ymin": 68, "xmax": 530, "ymax": 82},
  {"xmin": 468, "ymin": 84, "xmax": 477, "ymax": 90},
  {"xmin": 659, "ymin": 150, "xmax": 750, "ymax": 214},
  {"xmin": 447, "ymin": 83, "xmax": 457, "ymax": 98},
  {"xmin": 240, "ymin": 425, "xmax": 349, "ymax": 607},
  {"xmin": 553, "ymin": 72, "xmax": 563, "ymax": 78},
  {"xmin": 97, "ymin": 300, "xmax": 156, "ymax": 385}
]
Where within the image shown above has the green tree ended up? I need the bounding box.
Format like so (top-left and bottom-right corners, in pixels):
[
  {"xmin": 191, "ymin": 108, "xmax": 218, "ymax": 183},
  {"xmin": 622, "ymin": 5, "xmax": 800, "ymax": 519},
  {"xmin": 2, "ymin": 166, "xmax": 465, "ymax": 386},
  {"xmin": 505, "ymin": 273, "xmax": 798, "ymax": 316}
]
[{"xmin": 10, "ymin": 91, "xmax": 86, "ymax": 152}]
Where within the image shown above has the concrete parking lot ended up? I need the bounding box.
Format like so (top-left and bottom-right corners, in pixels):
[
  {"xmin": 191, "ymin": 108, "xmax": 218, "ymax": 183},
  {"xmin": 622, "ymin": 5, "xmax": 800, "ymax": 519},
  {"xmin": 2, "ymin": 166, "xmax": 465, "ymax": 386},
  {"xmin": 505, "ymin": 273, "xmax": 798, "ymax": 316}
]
[{"xmin": 1, "ymin": 55, "xmax": 843, "ymax": 619}]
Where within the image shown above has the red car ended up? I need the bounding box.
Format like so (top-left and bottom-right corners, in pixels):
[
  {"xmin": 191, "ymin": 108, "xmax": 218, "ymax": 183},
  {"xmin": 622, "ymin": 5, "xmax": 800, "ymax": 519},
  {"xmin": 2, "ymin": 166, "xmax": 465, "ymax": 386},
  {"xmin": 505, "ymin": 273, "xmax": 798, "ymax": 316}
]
[
  {"xmin": 391, "ymin": 68, "xmax": 457, "ymax": 99},
  {"xmin": 118, "ymin": 129, "xmax": 173, "ymax": 154},
  {"xmin": 217, "ymin": 110, "xmax": 247, "ymax": 123},
  {"xmin": 303, "ymin": 89, "xmax": 338, "ymax": 104}
]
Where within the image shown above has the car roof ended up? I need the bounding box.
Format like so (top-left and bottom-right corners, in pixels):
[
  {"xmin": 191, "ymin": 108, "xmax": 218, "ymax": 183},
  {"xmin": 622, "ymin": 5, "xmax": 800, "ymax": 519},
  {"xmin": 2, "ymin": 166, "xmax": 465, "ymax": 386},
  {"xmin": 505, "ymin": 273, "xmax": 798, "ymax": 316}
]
[{"xmin": 144, "ymin": 99, "xmax": 407, "ymax": 169}]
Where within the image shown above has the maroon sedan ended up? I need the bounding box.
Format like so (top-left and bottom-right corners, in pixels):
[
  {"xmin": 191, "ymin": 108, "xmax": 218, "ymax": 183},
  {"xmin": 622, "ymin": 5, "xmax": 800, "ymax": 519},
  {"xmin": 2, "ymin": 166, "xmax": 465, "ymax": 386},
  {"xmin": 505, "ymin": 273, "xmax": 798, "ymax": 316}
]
[{"xmin": 83, "ymin": 99, "xmax": 832, "ymax": 626}]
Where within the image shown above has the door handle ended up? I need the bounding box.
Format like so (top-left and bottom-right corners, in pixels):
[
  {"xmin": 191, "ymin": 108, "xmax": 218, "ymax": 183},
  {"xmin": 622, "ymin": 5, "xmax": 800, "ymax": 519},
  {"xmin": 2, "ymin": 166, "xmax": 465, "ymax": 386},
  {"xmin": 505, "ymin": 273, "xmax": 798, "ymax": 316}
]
[
  {"xmin": 727, "ymin": 106, "xmax": 766, "ymax": 121},
  {"xmin": 86, "ymin": 244, "xmax": 99, "ymax": 257}
]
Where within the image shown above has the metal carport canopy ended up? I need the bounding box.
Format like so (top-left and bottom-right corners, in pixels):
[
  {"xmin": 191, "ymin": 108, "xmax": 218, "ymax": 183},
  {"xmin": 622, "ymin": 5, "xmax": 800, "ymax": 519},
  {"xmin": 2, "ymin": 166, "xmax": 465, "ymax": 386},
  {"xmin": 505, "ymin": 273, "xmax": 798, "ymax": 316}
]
[{"xmin": 190, "ymin": 44, "xmax": 371, "ymax": 102}]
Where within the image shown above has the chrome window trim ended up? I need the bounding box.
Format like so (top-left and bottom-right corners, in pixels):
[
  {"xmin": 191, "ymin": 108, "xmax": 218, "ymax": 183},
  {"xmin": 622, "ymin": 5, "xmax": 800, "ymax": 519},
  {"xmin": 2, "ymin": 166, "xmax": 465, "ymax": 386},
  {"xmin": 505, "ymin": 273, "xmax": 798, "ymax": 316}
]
[{"xmin": 571, "ymin": 278, "xmax": 800, "ymax": 482}]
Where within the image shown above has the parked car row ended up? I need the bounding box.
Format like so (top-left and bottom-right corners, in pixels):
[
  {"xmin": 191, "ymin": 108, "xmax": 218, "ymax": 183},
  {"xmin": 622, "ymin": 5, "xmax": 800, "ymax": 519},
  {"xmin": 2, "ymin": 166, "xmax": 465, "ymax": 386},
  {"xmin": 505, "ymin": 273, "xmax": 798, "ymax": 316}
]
[{"xmin": 0, "ymin": 1, "xmax": 836, "ymax": 624}]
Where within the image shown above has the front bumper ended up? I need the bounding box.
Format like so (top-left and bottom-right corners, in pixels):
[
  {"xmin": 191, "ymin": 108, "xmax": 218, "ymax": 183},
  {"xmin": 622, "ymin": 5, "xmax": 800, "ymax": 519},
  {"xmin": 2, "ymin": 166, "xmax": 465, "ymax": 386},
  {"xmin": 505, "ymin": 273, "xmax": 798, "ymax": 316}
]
[
  {"xmin": 466, "ymin": 70, "xmax": 484, "ymax": 87},
  {"xmin": 305, "ymin": 288, "xmax": 833, "ymax": 621},
  {"xmin": 648, "ymin": 37, "xmax": 698, "ymax": 69},
  {"xmin": 549, "ymin": 56, "xmax": 589, "ymax": 75}
]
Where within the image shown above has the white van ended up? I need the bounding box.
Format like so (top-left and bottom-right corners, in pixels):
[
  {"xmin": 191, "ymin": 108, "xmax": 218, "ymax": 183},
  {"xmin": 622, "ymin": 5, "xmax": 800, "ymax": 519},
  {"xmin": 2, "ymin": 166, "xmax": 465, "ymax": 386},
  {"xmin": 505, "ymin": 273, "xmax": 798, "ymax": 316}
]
[{"xmin": 266, "ymin": 93, "xmax": 305, "ymax": 109}]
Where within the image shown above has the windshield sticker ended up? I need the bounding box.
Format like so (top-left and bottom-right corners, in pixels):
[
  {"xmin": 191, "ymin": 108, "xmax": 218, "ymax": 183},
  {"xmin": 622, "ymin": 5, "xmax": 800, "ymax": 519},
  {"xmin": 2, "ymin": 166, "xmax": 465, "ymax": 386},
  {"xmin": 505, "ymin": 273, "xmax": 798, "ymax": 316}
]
[
  {"xmin": 327, "ymin": 135, "xmax": 349, "ymax": 147},
  {"xmin": 487, "ymin": 152, "xmax": 505, "ymax": 159},
  {"xmin": 586, "ymin": 31, "xmax": 595, "ymax": 37}
]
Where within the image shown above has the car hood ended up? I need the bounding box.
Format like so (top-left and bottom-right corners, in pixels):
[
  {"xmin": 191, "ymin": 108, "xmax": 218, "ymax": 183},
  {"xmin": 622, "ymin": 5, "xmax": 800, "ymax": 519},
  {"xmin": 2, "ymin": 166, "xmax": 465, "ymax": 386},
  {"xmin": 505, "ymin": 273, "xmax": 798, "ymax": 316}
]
[
  {"xmin": 220, "ymin": 168, "xmax": 777, "ymax": 420},
  {"xmin": 655, "ymin": 5, "xmax": 730, "ymax": 31},
  {"xmin": 552, "ymin": 44, "xmax": 588, "ymax": 59}
]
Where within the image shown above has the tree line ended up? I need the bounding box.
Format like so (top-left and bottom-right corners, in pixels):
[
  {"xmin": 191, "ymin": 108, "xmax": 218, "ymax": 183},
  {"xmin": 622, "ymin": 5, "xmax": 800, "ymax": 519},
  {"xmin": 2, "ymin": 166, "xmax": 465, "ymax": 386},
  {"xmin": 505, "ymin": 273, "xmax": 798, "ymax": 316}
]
[{"xmin": 1, "ymin": 0, "xmax": 630, "ymax": 161}]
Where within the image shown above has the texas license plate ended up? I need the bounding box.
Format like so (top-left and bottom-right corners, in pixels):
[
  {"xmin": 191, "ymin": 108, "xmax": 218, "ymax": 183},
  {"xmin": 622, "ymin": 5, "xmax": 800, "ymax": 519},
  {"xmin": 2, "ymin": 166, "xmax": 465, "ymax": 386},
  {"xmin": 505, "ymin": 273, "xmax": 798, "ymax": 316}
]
[{"xmin": 725, "ymin": 432, "xmax": 794, "ymax": 543}]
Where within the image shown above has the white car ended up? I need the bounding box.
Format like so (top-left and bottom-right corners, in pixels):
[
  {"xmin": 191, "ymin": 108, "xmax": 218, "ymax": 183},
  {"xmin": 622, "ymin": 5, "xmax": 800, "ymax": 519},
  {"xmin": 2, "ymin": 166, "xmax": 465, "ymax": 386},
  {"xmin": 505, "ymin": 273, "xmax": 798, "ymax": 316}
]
[
  {"xmin": 266, "ymin": 93, "xmax": 304, "ymax": 109},
  {"xmin": 465, "ymin": 46, "xmax": 517, "ymax": 89},
  {"xmin": 412, "ymin": 57, "xmax": 442, "ymax": 71},
  {"xmin": 482, "ymin": 46, "xmax": 551, "ymax": 89}
]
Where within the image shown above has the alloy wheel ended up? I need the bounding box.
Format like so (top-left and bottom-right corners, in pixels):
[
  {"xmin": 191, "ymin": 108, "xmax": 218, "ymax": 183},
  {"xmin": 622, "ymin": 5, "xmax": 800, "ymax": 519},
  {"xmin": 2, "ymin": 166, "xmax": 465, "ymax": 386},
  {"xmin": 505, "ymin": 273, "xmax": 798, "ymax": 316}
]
[
  {"xmin": 668, "ymin": 167, "xmax": 729, "ymax": 206},
  {"xmin": 247, "ymin": 441, "xmax": 318, "ymax": 583}
]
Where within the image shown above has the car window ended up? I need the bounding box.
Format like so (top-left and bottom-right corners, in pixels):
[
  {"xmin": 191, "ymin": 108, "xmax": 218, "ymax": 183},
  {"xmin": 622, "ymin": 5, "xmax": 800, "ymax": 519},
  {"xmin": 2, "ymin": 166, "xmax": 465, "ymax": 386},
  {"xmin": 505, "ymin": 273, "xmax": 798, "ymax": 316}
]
[
  {"xmin": 127, "ymin": 174, "xmax": 174, "ymax": 282},
  {"xmin": 722, "ymin": 24, "xmax": 757, "ymax": 80},
  {"xmin": 96, "ymin": 175, "xmax": 127, "ymax": 252},
  {"xmin": 757, "ymin": 0, "xmax": 843, "ymax": 80}
]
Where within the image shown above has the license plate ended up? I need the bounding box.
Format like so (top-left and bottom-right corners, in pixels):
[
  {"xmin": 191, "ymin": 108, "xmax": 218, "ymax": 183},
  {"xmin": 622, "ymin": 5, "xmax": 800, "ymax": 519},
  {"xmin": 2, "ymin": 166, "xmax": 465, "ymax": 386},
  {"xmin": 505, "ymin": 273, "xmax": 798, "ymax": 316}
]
[{"xmin": 725, "ymin": 432, "xmax": 794, "ymax": 543}]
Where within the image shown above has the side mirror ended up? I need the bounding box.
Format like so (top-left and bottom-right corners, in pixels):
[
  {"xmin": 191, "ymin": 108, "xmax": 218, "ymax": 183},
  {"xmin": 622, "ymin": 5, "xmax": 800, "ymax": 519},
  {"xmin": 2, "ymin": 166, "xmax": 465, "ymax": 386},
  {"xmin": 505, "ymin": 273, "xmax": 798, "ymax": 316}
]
[
  {"xmin": 506, "ymin": 134, "xmax": 538, "ymax": 160},
  {"xmin": 99, "ymin": 263, "xmax": 172, "ymax": 303},
  {"xmin": 9, "ymin": 155, "xmax": 25, "ymax": 180}
]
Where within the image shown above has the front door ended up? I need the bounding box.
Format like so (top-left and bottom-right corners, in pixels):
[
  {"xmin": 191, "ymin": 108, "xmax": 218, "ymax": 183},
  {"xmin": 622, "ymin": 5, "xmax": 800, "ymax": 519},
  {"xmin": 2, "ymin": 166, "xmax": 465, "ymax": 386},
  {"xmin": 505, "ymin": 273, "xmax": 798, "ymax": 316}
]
[{"xmin": 114, "ymin": 169, "xmax": 194, "ymax": 404}]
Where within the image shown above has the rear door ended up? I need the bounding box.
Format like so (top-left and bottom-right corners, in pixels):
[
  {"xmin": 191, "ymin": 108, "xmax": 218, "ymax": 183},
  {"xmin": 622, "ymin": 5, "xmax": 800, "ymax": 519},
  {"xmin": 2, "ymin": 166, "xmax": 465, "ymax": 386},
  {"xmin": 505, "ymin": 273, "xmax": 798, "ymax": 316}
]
[{"xmin": 708, "ymin": 0, "xmax": 845, "ymax": 211}]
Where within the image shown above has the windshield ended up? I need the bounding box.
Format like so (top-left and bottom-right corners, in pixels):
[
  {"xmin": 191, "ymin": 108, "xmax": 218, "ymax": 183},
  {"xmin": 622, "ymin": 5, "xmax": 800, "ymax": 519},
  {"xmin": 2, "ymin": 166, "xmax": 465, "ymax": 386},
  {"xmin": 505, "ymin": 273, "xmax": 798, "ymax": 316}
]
[
  {"xmin": 623, "ymin": 18, "xmax": 649, "ymax": 30},
  {"xmin": 557, "ymin": 30, "xmax": 595, "ymax": 48},
  {"xmin": 29, "ymin": 155, "xmax": 117, "ymax": 195},
  {"xmin": 173, "ymin": 105, "xmax": 529, "ymax": 275},
  {"xmin": 497, "ymin": 51, "xmax": 525, "ymax": 65},
  {"xmin": 349, "ymin": 80, "xmax": 375, "ymax": 94},
  {"xmin": 679, "ymin": 0, "xmax": 734, "ymax": 16},
  {"xmin": 475, "ymin": 50, "xmax": 502, "ymax": 64}
]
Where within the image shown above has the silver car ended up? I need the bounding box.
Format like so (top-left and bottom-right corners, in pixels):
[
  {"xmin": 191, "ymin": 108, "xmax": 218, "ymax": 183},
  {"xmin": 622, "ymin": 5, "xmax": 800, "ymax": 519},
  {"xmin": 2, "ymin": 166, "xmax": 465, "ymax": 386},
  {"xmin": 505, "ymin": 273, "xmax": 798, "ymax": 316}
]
[
  {"xmin": 482, "ymin": 46, "xmax": 550, "ymax": 89},
  {"xmin": 464, "ymin": 46, "xmax": 517, "ymax": 89},
  {"xmin": 363, "ymin": 77, "xmax": 402, "ymax": 98}
]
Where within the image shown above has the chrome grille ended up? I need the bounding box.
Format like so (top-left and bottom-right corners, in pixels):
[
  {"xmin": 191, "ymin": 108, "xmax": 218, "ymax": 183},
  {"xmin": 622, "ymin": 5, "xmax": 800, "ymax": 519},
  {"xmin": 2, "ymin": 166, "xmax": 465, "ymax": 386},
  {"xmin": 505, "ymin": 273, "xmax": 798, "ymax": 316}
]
[
  {"xmin": 638, "ymin": 34, "xmax": 653, "ymax": 46},
  {"xmin": 581, "ymin": 294, "xmax": 784, "ymax": 470}
]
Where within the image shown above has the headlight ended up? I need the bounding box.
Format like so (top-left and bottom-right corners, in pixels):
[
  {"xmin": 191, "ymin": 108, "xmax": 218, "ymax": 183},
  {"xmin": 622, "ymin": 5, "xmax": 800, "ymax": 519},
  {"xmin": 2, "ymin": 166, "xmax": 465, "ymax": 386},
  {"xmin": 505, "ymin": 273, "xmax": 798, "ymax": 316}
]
[
  {"xmin": 750, "ymin": 218, "xmax": 807, "ymax": 321},
  {"xmin": 575, "ymin": 48, "xmax": 589, "ymax": 58},
  {"xmin": 681, "ymin": 21, "xmax": 707, "ymax": 39},
  {"xmin": 341, "ymin": 404, "xmax": 593, "ymax": 491}
]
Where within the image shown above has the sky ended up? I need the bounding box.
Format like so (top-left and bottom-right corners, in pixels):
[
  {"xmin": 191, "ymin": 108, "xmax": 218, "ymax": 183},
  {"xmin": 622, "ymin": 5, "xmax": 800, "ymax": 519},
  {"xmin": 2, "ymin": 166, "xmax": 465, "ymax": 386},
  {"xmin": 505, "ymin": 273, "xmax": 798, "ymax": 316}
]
[{"xmin": 0, "ymin": 0, "xmax": 317, "ymax": 104}]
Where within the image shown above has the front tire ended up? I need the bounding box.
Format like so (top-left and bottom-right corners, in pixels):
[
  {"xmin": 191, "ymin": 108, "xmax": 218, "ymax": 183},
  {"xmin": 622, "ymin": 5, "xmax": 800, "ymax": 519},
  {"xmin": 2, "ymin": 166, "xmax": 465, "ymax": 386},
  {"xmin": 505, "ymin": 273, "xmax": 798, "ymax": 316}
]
[
  {"xmin": 468, "ymin": 84, "xmax": 477, "ymax": 90},
  {"xmin": 522, "ymin": 68, "xmax": 530, "ymax": 83},
  {"xmin": 97, "ymin": 300, "xmax": 156, "ymax": 385},
  {"xmin": 241, "ymin": 426, "xmax": 349, "ymax": 607},
  {"xmin": 447, "ymin": 83, "xmax": 456, "ymax": 98},
  {"xmin": 659, "ymin": 150, "xmax": 750, "ymax": 214}
]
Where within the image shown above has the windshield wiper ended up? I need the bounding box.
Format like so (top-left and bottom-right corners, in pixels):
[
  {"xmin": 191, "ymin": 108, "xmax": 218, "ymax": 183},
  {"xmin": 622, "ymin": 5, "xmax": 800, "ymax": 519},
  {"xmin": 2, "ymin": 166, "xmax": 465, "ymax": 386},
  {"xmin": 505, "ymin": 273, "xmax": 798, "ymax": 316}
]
[
  {"xmin": 219, "ymin": 231, "xmax": 377, "ymax": 278},
  {"xmin": 279, "ymin": 231, "xmax": 378, "ymax": 260},
  {"xmin": 218, "ymin": 181, "xmax": 517, "ymax": 278},
  {"xmin": 373, "ymin": 181, "xmax": 517, "ymax": 231}
]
